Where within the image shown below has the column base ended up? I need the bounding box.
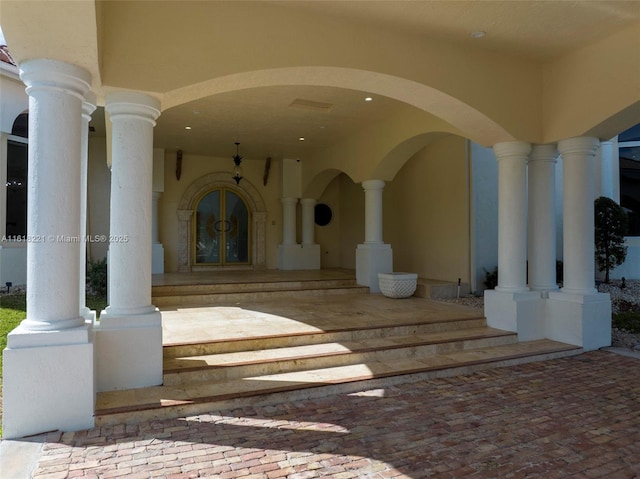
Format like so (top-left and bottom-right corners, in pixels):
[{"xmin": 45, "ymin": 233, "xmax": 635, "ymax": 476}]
[
  {"xmin": 277, "ymin": 244, "xmax": 320, "ymax": 270},
  {"xmin": 484, "ymin": 289, "xmax": 544, "ymax": 340},
  {"xmin": 95, "ymin": 309, "xmax": 163, "ymax": 391},
  {"xmin": 152, "ymin": 243, "xmax": 165, "ymax": 274},
  {"xmin": 80, "ymin": 306, "xmax": 96, "ymax": 322},
  {"xmin": 356, "ymin": 243, "xmax": 393, "ymax": 293},
  {"xmin": 2, "ymin": 324, "xmax": 94, "ymax": 439},
  {"xmin": 547, "ymin": 291, "xmax": 611, "ymax": 351}
]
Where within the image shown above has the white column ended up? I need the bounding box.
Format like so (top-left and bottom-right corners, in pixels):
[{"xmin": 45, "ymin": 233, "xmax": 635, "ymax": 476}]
[
  {"xmin": 484, "ymin": 141, "xmax": 542, "ymax": 340},
  {"xmin": 96, "ymin": 91, "xmax": 163, "ymax": 392},
  {"xmin": 363, "ymin": 179, "xmax": 385, "ymax": 244},
  {"xmin": 3, "ymin": 59, "xmax": 94, "ymax": 439},
  {"xmin": 528, "ymin": 144, "xmax": 559, "ymax": 293},
  {"xmin": 599, "ymin": 140, "xmax": 615, "ymax": 200},
  {"xmin": 356, "ymin": 179, "xmax": 392, "ymax": 292},
  {"xmin": 151, "ymin": 191, "xmax": 164, "ymax": 274},
  {"xmin": 558, "ymin": 137, "xmax": 599, "ymax": 294},
  {"xmin": 547, "ymin": 136, "xmax": 611, "ymax": 351},
  {"xmin": 281, "ymin": 197, "xmax": 298, "ymax": 246},
  {"xmin": 494, "ymin": 141, "xmax": 531, "ymax": 293},
  {"xmin": 300, "ymin": 198, "xmax": 316, "ymax": 245},
  {"xmin": 80, "ymin": 92, "xmax": 96, "ymax": 319},
  {"xmin": 20, "ymin": 60, "xmax": 90, "ymax": 330},
  {"xmin": 103, "ymin": 92, "xmax": 160, "ymax": 315},
  {"xmin": 152, "ymin": 191, "xmax": 161, "ymax": 245}
]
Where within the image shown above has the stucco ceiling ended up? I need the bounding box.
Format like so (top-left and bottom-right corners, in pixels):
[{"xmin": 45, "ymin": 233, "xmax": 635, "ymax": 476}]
[
  {"xmin": 274, "ymin": 0, "xmax": 640, "ymax": 61},
  {"xmin": 153, "ymin": 85, "xmax": 419, "ymax": 160},
  {"xmin": 145, "ymin": 0, "xmax": 639, "ymax": 159},
  {"xmin": 44, "ymin": 0, "xmax": 638, "ymax": 159}
]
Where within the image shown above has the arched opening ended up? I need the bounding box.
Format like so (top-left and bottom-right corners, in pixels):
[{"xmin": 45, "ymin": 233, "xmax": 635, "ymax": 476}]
[{"xmin": 194, "ymin": 188, "xmax": 251, "ymax": 266}]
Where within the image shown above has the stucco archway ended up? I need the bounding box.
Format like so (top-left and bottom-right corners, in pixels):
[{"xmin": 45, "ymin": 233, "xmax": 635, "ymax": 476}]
[
  {"xmin": 163, "ymin": 67, "xmax": 514, "ymax": 147},
  {"xmin": 176, "ymin": 172, "xmax": 267, "ymax": 271}
]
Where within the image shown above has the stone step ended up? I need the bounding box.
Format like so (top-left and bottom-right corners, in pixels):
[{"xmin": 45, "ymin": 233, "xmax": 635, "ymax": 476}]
[
  {"xmin": 163, "ymin": 327, "xmax": 516, "ymax": 386},
  {"xmin": 414, "ymin": 278, "xmax": 471, "ymax": 300},
  {"xmin": 153, "ymin": 278, "xmax": 360, "ymax": 296},
  {"xmin": 153, "ymin": 284, "xmax": 370, "ymax": 308},
  {"xmin": 163, "ymin": 316, "xmax": 488, "ymax": 358},
  {"xmin": 95, "ymin": 339, "xmax": 581, "ymax": 427}
]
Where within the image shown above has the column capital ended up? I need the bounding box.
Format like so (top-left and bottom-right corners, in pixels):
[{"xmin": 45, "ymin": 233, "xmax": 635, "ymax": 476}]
[
  {"xmin": 558, "ymin": 136, "xmax": 599, "ymax": 156},
  {"xmin": 82, "ymin": 92, "xmax": 97, "ymax": 120},
  {"xmin": 529, "ymin": 144, "xmax": 558, "ymax": 163},
  {"xmin": 20, "ymin": 59, "xmax": 91, "ymax": 101},
  {"xmin": 362, "ymin": 179, "xmax": 385, "ymax": 191},
  {"xmin": 105, "ymin": 91, "xmax": 161, "ymax": 125},
  {"xmin": 281, "ymin": 197, "xmax": 298, "ymax": 205},
  {"xmin": 493, "ymin": 141, "xmax": 531, "ymax": 160}
]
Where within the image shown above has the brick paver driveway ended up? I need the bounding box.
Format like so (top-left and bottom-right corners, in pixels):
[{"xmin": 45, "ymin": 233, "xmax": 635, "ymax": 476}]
[{"xmin": 30, "ymin": 351, "xmax": 640, "ymax": 478}]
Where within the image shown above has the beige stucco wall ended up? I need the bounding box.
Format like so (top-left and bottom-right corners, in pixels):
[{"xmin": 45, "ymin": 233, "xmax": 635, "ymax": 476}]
[
  {"xmin": 0, "ymin": 68, "xmax": 28, "ymax": 133},
  {"xmin": 543, "ymin": 23, "xmax": 640, "ymax": 142},
  {"xmin": 338, "ymin": 175, "xmax": 365, "ymax": 270},
  {"xmin": 313, "ymin": 175, "xmax": 341, "ymax": 269},
  {"xmin": 160, "ymin": 151, "xmax": 283, "ymax": 272},
  {"xmin": 385, "ymin": 135, "xmax": 470, "ymax": 283}
]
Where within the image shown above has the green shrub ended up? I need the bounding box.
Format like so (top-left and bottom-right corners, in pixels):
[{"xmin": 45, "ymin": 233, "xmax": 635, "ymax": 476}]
[
  {"xmin": 613, "ymin": 312, "xmax": 640, "ymax": 334},
  {"xmin": 87, "ymin": 258, "xmax": 107, "ymax": 297},
  {"xmin": 483, "ymin": 266, "xmax": 498, "ymax": 290},
  {"xmin": 595, "ymin": 196, "xmax": 628, "ymax": 283}
]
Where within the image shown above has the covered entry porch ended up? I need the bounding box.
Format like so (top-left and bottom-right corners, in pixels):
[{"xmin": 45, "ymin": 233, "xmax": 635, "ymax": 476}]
[{"xmin": 93, "ymin": 270, "xmax": 580, "ymax": 427}]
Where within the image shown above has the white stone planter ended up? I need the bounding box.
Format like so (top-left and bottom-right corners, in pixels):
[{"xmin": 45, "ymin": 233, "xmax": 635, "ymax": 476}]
[{"xmin": 378, "ymin": 272, "xmax": 418, "ymax": 298}]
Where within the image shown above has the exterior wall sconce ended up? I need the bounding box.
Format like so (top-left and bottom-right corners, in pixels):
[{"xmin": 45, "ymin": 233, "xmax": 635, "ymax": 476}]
[{"xmin": 232, "ymin": 142, "xmax": 243, "ymax": 184}]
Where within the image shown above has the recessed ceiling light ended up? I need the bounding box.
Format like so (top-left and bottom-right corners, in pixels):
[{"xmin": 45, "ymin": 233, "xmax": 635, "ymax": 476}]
[
  {"xmin": 185, "ymin": 126, "xmax": 192, "ymax": 130},
  {"xmin": 299, "ymin": 137, "xmax": 305, "ymax": 141},
  {"xmin": 471, "ymin": 31, "xmax": 486, "ymax": 39},
  {"xmin": 365, "ymin": 97, "xmax": 373, "ymax": 102}
]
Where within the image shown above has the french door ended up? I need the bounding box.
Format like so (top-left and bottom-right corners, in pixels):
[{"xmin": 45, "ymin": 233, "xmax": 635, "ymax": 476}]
[{"xmin": 194, "ymin": 188, "xmax": 250, "ymax": 265}]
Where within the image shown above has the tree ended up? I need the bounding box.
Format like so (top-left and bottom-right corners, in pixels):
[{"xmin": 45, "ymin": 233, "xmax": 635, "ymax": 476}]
[{"xmin": 594, "ymin": 196, "xmax": 628, "ymax": 283}]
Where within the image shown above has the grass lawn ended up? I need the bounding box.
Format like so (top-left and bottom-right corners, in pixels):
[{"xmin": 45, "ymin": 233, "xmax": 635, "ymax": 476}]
[{"xmin": 0, "ymin": 293, "xmax": 106, "ymax": 437}]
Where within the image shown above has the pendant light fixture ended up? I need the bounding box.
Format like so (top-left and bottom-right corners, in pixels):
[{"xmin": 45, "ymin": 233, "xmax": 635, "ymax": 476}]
[{"xmin": 232, "ymin": 142, "xmax": 243, "ymax": 184}]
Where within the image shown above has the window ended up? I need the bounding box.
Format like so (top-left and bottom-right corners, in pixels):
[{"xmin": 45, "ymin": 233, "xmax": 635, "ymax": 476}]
[
  {"xmin": 5, "ymin": 138, "xmax": 27, "ymax": 237},
  {"xmin": 619, "ymin": 123, "xmax": 640, "ymax": 236}
]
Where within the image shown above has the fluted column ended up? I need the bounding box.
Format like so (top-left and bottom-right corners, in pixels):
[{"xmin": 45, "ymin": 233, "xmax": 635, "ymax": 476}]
[
  {"xmin": 528, "ymin": 144, "xmax": 559, "ymax": 293},
  {"xmin": 363, "ymin": 179, "xmax": 385, "ymax": 244},
  {"xmin": 104, "ymin": 92, "xmax": 161, "ymax": 315},
  {"xmin": 494, "ymin": 141, "xmax": 531, "ymax": 293},
  {"xmin": 558, "ymin": 137, "xmax": 599, "ymax": 294},
  {"xmin": 20, "ymin": 59, "xmax": 91, "ymax": 331},
  {"xmin": 300, "ymin": 198, "xmax": 316, "ymax": 245},
  {"xmin": 80, "ymin": 92, "xmax": 96, "ymax": 319},
  {"xmin": 281, "ymin": 197, "xmax": 298, "ymax": 246}
]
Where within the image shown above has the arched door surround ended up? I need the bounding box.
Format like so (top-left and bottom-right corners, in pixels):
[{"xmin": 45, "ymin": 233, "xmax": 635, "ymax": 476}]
[{"xmin": 176, "ymin": 172, "xmax": 266, "ymax": 271}]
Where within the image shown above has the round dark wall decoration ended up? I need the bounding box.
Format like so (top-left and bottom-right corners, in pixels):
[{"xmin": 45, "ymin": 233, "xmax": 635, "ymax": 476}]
[{"xmin": 314, "ymin": 203, "xmax": 333, "ymax": 226}]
